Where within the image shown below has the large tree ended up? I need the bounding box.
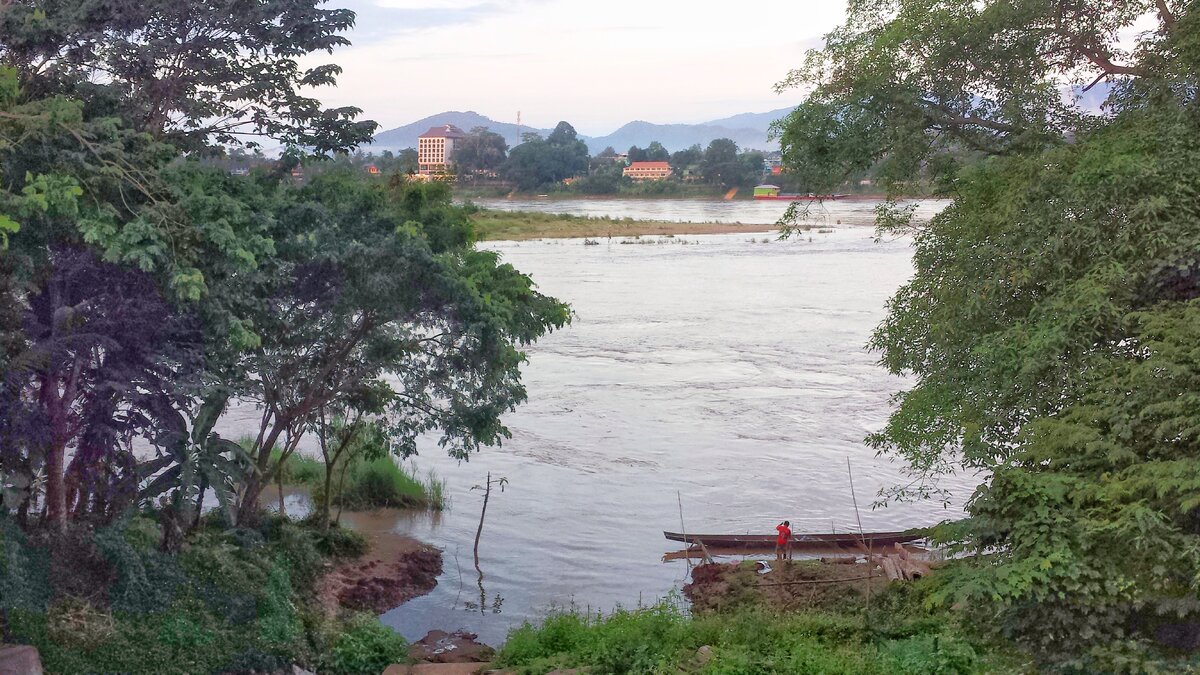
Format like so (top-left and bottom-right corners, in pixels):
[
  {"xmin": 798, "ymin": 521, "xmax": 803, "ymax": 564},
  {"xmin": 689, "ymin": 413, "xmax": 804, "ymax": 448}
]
[
  {"xmin": 225, "ymin": 174, "xmax": 569, "ymax": 521},
  {"xmin": 778, "ymin": 0, "xmax": 1200, "ymax": 668},
  {"xmin": 454, "ymin": 127, "xmax": 508, "ymax": 175},
  {"xmin": 0, "ymin": 0, "xmax": 374, "ymax": 153},
  {"xmin": 501, "ymin": 122, "xmax": 589, "ymax": 191}
]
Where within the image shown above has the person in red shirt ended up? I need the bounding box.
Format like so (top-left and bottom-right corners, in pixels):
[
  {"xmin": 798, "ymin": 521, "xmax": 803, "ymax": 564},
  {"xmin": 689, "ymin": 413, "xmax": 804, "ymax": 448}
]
[{"xmin": 775, "ymin": 520, "xmax": 792, "ymax": 561}]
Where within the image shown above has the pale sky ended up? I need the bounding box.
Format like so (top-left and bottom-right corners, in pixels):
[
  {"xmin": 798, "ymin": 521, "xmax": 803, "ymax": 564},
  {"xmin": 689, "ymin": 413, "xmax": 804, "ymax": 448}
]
[{"xmin": 310, "ymin": 0, "xmax": 849, "ymax": 135}]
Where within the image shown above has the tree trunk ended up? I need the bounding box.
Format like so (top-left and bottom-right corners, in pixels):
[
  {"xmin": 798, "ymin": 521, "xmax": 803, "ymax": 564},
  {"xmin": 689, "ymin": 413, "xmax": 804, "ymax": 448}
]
[
  {"xmin": 40, "ymin": 375, "xmax": 68, "ymax": 529},
  {"xmin": 321, "ymin": 463, "xmax": 335, "ymax": 531},
  {"xmin": 192, "ymin": 473, "xmax": 208, "ymax": 532}
]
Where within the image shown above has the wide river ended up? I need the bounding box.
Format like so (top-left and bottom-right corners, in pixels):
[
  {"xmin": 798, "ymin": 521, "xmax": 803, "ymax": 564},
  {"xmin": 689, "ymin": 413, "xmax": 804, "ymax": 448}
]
[{"xmin": 226, "ymin": 197, "xmax": 979, "ymax": 645}]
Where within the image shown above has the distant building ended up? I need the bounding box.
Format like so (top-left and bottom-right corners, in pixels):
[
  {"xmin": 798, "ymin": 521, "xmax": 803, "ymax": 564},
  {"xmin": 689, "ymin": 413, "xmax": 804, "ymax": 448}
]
[
  {"xmin": 753, "ymin": 184, "xmax": 781, "ymax": 197},
  {"xmin": 624, "ymin": 161, "xmax": 672, "ymax": 181},
  {"xmin": 366, "ymin": 164, "xmax": 380, "ymax": 175},
  {"xmin": 418, "ymin": 124, "xmax": 467, "ymax": 175}
]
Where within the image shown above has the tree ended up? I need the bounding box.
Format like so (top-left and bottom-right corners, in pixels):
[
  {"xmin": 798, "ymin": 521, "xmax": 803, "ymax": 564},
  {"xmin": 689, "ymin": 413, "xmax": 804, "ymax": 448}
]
[
  {"xmin": 701, "ymin": 138, "xmax": 742, "ymax": 187},
  {"xmin": 0, "ymin": 0, "xmax": 375, "ymax": 154},
  {"xmin": 0, "ymin": 249, "xmax": 198, "ymax": 528},
  {"xmin": 454, "ymin": 127, "xmax": 508, "ymax": 175},
  {"xmin": 500, "ymin": 122, "xmax": 589, "ymax": 191},
  {"xmin": 778, "ymin": 0, "xmax": 1200, "ymax": 668},
  {"xmin": 645, "ymin": 141, "xmax": 670, "ymax": 162},
  {"xmin": 627, "ymin": 145, "xmax": 648, "ymax": 163},
  {"xmin": 670, "ymin": 144, "xmax": 703, "ymax": 172},
  {"xmin": 228, "ymin": 174, "xmax": 570, "ymax": 521}
]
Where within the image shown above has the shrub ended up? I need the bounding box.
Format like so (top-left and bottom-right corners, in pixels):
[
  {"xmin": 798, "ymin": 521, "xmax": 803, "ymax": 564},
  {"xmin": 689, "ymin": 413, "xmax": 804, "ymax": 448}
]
[
  {"xmin": 314, "ymin": 525, "xmax": 370, "ymax": 558},
  {"xmin": 322, "ymin": 614, "xmax": 410, "ymax": 674}
]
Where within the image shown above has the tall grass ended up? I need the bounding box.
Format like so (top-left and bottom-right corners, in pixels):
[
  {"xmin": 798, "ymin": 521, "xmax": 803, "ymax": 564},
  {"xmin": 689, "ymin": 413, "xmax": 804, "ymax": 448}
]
[
  {"xmin": 494, "ymin": 590, "xmax": 1014, "ymax": 674},
  {"xmin": 308, "ymin": 456, "xmax": 446, "ymax": 512},
  {"xmin": 246, "ymin": 436, "xmax": 445, "ymax": 511}
]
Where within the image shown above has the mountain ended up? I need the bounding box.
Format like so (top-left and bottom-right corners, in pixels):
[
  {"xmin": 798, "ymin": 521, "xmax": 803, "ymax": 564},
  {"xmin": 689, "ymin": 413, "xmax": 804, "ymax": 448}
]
[
  {"xmin": 700, "ymin": 107, "xmax": 794, "ymax": 133},
  {"xmin": 582, "ymin": 119, "xmax": 781, "ymax": 155},
  {"xmin": 370, "ymin": 106, "xmax": 800, "ymax": 154},
  {"xmin": 370, "ymin": 111, "xmax": 548, "ymax": 151}
]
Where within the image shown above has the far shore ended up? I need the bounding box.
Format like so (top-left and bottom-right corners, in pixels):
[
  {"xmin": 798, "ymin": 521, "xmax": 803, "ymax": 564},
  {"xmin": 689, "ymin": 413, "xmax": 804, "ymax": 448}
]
[{"xmin": 470, "ymin": 209, "xmax": 780, "ymax": 241}]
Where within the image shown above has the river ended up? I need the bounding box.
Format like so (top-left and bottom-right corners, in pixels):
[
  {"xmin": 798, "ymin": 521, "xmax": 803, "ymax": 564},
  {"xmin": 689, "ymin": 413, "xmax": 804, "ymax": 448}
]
[
  {"xmin": 223, "ymin": 197, "xmax": 977, "ymax": 645},
  {"xmin": 471, "ymin": 196, "xmax": 943, "ymax": 228}
]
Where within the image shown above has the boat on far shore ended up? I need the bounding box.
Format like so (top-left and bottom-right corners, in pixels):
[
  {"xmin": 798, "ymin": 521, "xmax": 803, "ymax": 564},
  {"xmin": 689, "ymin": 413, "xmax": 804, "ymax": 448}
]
[{"xmin": 752, "ymin": 184, "xmax": 848, "ymax": 201}]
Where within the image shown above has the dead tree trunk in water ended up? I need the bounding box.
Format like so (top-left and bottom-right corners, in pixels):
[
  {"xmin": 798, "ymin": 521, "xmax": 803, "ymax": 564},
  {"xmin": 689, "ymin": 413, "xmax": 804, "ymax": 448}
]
[
  {"xmin": 471, "ymin": 473, "xmax": 507, "ymax": 614},
  {"xmin": 473, "ymin": 472, "xmax": 507, "ymax": 569}
]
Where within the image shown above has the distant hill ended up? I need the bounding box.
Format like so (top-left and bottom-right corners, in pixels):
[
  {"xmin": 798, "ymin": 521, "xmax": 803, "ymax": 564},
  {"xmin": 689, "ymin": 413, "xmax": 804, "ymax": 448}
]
[
  {"xmin": 370, "ymin": 106, "xmax": 800, "ymax": 154},
  {"xmin": 700, "ymin": 107, "xmax": 794, "ymax": 133},
  {"xmin": 583, "ymin": 119, "xmax": 783, "ymax": 155},
  {"xmin": 371, "ymin": 111, "xmax": 549, "ymax": 151}
]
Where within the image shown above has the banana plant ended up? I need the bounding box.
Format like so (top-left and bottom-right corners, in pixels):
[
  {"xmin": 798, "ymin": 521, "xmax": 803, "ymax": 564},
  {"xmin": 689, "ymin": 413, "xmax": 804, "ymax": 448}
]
[{"xmin": 138, "ymin": 392, "xmax": 255, "ymax": 529}]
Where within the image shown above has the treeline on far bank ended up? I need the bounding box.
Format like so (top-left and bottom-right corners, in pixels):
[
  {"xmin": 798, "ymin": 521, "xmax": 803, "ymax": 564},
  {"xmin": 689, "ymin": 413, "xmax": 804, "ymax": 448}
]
[{"xmin": 201, "ymin": 122, "xmax": 900, "ymax": 198}]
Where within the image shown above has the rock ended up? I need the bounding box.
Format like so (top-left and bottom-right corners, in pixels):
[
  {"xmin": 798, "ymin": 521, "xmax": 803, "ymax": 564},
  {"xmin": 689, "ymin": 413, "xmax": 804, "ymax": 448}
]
[
  {"xmin": 696, "ymin": 645, "xmax": 713, "ymax": 665},
  {"xmin": 291, "ymin": 666, "xmax": 316, "ymax": 675},
  {"xmin": 409, "ymin": 630, "xmax": 496, "ymax": 664},
  {"xmin": 0, "ymin": 644, "xmax": 44, "ymax": 675}
]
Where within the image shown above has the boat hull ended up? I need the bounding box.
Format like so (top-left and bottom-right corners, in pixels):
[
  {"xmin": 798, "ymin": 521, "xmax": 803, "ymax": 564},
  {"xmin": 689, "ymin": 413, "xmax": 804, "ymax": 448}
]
[
  {"xmin": 752, "ymin": 194, "xmax": 845, "ymax": 201},
  {"xmin": 663, "ymin": 530, "xmax": 924, "ymax": 549}
]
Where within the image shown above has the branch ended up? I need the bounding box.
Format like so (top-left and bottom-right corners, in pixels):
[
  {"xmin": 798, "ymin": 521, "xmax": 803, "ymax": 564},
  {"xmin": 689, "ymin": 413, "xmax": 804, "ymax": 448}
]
[
  {"xmin": 1156, "ymin": 0, "xmax": 1177, "ymax": 30},
  {"xmin": 1078, "ymin": 44, "xmax": 1148, "ymax": 79}
]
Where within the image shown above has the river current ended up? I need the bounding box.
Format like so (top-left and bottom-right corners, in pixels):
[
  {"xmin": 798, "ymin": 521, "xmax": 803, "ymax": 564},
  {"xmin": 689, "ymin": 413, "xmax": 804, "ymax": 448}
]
[{"xmin": 224, "ymin": 197, "xmax": 977, "ymax": 645}]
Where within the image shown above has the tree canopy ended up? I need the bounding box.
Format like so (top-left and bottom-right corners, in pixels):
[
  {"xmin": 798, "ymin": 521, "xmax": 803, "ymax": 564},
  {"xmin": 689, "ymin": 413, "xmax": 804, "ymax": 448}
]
[
  {"xmin": 779, "ymin": 0, "xmax": 1200, "ymax": 668},
  {"xmin": 500, "ymin": 121, "xmax": 589, "ymax": 191},
  {"xmin": 0, "ymin": 0, "xmax": 569, "ymax": 536}
]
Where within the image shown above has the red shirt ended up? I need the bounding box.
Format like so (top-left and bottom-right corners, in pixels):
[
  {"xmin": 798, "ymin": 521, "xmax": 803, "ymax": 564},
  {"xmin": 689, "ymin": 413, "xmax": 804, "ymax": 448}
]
[{"xmin": 776, "ymin": 524, "xmax": 791, "ymax": 545}]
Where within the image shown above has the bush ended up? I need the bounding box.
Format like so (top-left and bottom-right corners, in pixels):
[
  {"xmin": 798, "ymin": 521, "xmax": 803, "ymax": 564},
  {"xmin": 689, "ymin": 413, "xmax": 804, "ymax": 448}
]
[
  {"xmin": 314, "ymin": 525, "xmax": 370, "ymax": 558},
  {"xmin": 322, "ymin": 614, "xmax": 410, "ymax": 674}
]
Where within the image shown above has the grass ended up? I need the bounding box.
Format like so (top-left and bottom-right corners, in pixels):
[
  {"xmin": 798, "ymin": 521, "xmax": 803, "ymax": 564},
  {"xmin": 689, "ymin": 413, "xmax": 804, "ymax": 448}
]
[
  {"xmin": 494, "ymin": 583, "xmax": 1025, "ymax": 675},
  {"xmin": 469, "ymin": 208, "xmax": 771, "ymax": 241},
  {"xmin": 247, "ymin": 437, "xmax": 446, "ymax": 512},
  {"xmin": 324, "ymin": 456, "xmax": 446, "ymax": 511}
]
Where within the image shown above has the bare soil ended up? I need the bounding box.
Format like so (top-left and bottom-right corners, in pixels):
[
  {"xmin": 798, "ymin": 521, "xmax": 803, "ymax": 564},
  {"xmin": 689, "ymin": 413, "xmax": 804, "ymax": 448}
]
[
  {"xmin": 683, "ymin": 559, "xmax": 893, "ymax": 614},
  {"xmin": 317, "ymin": 517, "xmax": 444, "ymax": 615}
]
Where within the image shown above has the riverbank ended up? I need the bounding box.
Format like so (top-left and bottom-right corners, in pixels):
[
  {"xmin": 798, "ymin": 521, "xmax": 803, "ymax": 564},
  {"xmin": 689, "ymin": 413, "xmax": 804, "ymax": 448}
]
[
  {"xmin": 485, "ymin": 559, "xmax": 1025, "ymax": 674},
  {"xmin": 470, "ymin": 209, "xmax": 776, "ymax": 241}
]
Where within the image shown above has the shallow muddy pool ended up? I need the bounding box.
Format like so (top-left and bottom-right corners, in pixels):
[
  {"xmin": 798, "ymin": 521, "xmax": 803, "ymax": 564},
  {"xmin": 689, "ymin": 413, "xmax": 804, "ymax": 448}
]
[{"xmin": 219, "ymin": 212, "xmax": 980, "ymax": 645}]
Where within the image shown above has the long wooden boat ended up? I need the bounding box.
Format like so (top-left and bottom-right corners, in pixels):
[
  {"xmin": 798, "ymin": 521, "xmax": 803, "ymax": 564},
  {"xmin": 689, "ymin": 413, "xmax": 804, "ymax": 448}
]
[{"xmin": 663, "ymin": 530, "xmax": 924, "ymax": 549}]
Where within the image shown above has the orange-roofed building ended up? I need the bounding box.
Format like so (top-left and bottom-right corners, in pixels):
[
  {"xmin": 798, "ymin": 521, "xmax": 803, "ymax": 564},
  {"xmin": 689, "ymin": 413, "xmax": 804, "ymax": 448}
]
[{"xmin": 623, "ymin": 161, "xmax": 673, "ymax": 181}]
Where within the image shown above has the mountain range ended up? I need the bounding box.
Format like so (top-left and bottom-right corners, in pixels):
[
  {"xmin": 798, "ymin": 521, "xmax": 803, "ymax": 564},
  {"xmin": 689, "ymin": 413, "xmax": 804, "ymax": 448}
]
[{"xmin": 369, "ymin": 107, "xmax": 796, "ymax": 155}]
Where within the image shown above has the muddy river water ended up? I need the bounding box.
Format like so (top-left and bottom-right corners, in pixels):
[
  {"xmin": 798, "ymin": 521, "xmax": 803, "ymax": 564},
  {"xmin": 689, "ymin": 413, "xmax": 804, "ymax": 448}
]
[{"xmin": 225, "ymin": 197, "xmax": 980, "ymax": 645}]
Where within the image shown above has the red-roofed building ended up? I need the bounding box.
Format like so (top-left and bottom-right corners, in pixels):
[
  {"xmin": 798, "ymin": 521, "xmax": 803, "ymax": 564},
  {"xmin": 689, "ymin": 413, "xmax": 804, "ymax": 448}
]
[
  {"xmin": 623, "ymin": 161, "xmax": 673, "ymax": 181},
  {"xmin": 418, "ymin": 124, "xmax": 467, "ymax": 175}
]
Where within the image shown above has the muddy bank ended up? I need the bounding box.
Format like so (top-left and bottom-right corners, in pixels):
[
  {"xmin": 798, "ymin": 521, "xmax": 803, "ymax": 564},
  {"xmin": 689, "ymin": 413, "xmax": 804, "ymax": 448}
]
[
  {"xmin": 319, "ymin": 510, "xmax": 445, "ymax": 615},
  {"xmin": 683, "ymin": 558, "xmax": 893, "ymax": 614}
]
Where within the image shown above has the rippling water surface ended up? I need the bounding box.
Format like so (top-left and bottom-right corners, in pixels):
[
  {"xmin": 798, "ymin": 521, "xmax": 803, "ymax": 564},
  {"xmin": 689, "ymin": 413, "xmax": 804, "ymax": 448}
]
[
  {"xmin": 221, "ymin": 198, "xmax": 978, "ymax": 645},
  {"xmin": 473, "ymin": 196, "xmax": 945, "ymax": 227}
]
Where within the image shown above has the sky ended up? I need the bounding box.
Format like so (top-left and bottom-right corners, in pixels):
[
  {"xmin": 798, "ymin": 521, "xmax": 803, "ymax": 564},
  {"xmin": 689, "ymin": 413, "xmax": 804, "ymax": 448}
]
[{"xmin": 307, "ymin": 0, "xmax": 850, "ymax": 135}]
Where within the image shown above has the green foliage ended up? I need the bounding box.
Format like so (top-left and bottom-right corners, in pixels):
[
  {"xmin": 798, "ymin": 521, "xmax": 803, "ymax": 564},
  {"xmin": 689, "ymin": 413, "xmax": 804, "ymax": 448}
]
[
  {"xmin": 495, "ymin": 589, "xmax": 1009, "ymax": 675},
  {"xmin": 782, "ymin": 0, "xmax": 1200, "ymax": 669},
  {"xmin": 0, "ymin": 514, "xmax": 390, "ymax": 674},
  {"xmin": 94, "ymin": 518, "xmax": 186, "ymax": 615},
  {"xmin": 501, "ymin": 122, "xmax": 590, "ymax": 190},
  {"xmin": 321, "ymin": 613, "xmax": 411, "ymax": 675},
  {"xmin": 314, "ymin": 456, "xmax": 446, "ymax": 511},
  {"xmin": 274, "ymin": 450, "xmax": 327, "ymax": 485}
]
